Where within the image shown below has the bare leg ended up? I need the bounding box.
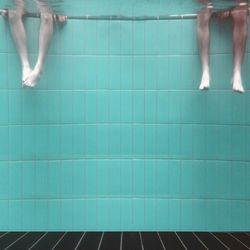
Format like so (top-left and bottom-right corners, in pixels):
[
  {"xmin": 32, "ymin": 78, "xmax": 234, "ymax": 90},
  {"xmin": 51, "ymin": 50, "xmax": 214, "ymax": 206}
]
[
  {"xmin": 23, "ymin": 0, "xmax": 67, "ymax": 87},
  {"xmin": 197, "ymin": 7, "xmax": 213, "ymax": 90},
  {"xmin": 231, "ymin": 5, "xmax": 248, "ymax": 93},
  {"xmin": 7, "ymin": 0, "xmax": 32, "ymax": 85}
]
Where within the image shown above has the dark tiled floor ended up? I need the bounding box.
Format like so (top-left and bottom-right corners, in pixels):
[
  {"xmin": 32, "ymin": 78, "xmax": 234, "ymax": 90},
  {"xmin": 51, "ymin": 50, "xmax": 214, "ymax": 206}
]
[{"xmin": 0, "ymin": 232, "xmax": 249, "ymax": 250}]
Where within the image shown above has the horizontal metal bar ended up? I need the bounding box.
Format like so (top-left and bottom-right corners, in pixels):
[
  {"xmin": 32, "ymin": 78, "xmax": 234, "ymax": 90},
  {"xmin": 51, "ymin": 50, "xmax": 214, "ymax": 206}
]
[{"xmin": 0, "ymin": 10, "xmax": 198, "ymax": 21}]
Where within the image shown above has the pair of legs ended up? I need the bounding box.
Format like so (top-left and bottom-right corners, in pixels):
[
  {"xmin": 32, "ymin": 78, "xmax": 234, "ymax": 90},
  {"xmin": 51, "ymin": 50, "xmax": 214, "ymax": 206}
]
[
  {"xmin": 197, "ymin": 0, "xmax": 248, "ymax": 93},
  {"xmin": 4, "ymin": 0, "xmax": 66, "ymax": 87}
]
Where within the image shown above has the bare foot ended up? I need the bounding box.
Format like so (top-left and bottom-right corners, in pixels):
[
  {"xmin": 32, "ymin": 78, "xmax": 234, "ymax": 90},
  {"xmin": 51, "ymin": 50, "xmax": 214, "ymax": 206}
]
[
  {"xmin": 232, "ymin": 72, "xmax": 245, "ymax": 93},
  {"xmin": 199, "ymin": 70, "xmax": 210, "ymax": 90},
  {"xmin": 22, "ymin": 68, "xmax": 40, "ymax": 88},
  {"xmin": 22, "ymin": 67, "xmax": 32, "ymax": 87}
]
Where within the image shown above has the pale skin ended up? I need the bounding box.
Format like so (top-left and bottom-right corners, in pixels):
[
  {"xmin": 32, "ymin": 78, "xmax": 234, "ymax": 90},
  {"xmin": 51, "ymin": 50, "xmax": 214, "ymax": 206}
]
[
  {"xmin": 197, "ymin": 0, "xmax": 248, "ymax": 93},
  {"xmin": 4, "ymin": 0, "xmax": 67, "ymax": 87}
]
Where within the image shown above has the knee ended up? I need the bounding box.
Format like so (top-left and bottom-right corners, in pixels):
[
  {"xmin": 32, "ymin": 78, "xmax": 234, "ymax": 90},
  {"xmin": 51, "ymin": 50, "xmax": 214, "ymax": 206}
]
[
  {"xmin": 197, "ymin": 9, "xmax": 212, "ymax": 26},
  {"xmin": 40, "ymin": 12, "xmax": 53, "ymax": 24},
  {"xmin": 8, "ymin": 9, "xmax": 22, "ymax": 24},
  {"xmin": 230, "ymin": 6, "xmax": 248, "ymax": 24}
]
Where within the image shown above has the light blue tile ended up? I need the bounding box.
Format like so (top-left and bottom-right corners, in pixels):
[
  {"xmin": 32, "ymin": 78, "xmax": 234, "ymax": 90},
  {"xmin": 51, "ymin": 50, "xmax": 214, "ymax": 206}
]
[
  {"xmin": 133, "ymin": 57, "xmax": 145, "ymax": 89},
  {"xmin": 192, "ymin": 125, "xmax": 206, "ymax": 159},
  {"xmin": 121, "ymin": 125, "xmax": 133, "ymax": 157},
  {"xmin": 0, "ymin": 162, "xmax": 8, "ymax": 199},
  {"xmin": 121, "ymin": 22, "xmax": 133, "ymax": 55},
  {"xmin": 180, "ymin": 161, "xmax": 192, "ymax": 198},
  {"xmin": 61, "ymin": 126, "xmax": 73, "ymax": 159},
  {"xmin": 121, "ymin": 57, "xmax": 133, "ymax": 89},
  {"xmin": 133, "ymin": 22, "xmax": 145, "ymax": 55},
  {"xmin": 192, "ymin": 200, "xmax": 206, "ymax": 231},
  {"xmin": 168, "ymin": 161, "xmax": 181, "ymax": 198},
  {"xmin": 73, "ymin": 125, "xmax": 85, "ymax": 158},
  {"xmin": 133, "ymin": 160, "xmax": 145, "ymax": 197},
  {"xmin": 217, "ymin": 161, "xmax": 231, "ymax": 199},
  {"xmin": 34, "ymin": 161, "xmax": 49, "ymax": 198},
  {"xmin": 22, "ymin": 200, "xmax": 35, "ymax": 231},
  {"xmin": 33, "ymin": 200, "xmax": 49, "ymax": 231},
  {"xmin": 231, "ymin": 126, "xmax": 246, "ymax": 161},
  {"xmin": 108, "ymin": 161, "xmax": 121, "ymax": 196},
  {"xmin": 85, "ymin": 125, "xmax": 97, "ymax": 156},
  {"xmin": 48, "ymin": 200, "xmax": 61, "ymax": 231},
  {"xmin": 121, "ymin": 160, "xmax": 133, "ymax": 197},
  {"xmin": 145, "ymin": 92, "xmax": 157, "ymax": 123},
  {"xmin": 205, "ymin": 201, "xmax": 218, "ymax": 231},
  {"xmin": 144, "ymin": 199, "xmax": 156, "ymax": 231},
  {"xmin": 168, "ymin": 200, "xmax": 181, "ymax": 231},
  {"xmin": 133, "ymin": 199, "xmax": 145, "ymax": 230},
  {"xmin": 121, "ymin": 199, "xmax": 133, "ymax": 231},
  {"xmin": 231, "ymin": 201, "xmax": 247, "ymax": 231},
  {"xmin": 168, "ymin": 125, "xmax": 181, "ymax": 158},
  {"xmin": 0, "ymin": 127, "xmax": 9, "ymax": 161},
  {"xmin": 0, "ymin": 54, "xmax": 8, "ymax": 89},
  {"xmin": 48, "ymin": 161, "xmax": 61, "ymax": 199},
  {"xmin": 9, "ymin": 201, "xmax": 22, "ymax": 231},
  {"xmin": 109, "ymin": 21, "xmax": 122, "ymax": 55},
  {"xmin": 231, "ymin": 162, "xmax": 247, "ymax": 199},
  {"xmin": 61, "ymin": 199, "xmax": 73, "ymax": 231},
  {"xmin": 168, "ymin": 56, "xmax": 181, "ymax": 90},
  {"xmin": 8, "ymin": 91, "xmax": 22, "ymax": 125},
  {"xmin": 60, "ymin": 161, "xmax": 73, "ymax": 198},
  {"xmin": 22, "ymin": 162, "xmax": 35, "ymax": 199},
  {"xmin": 155, "ymin": 125, "xmax": 169, "ymax": 156},
  {"xmin": 145, "ymin": 21, "xmax": 159, "ymax": 55},
  {"xmin": 120, "ymin": 92, "xmax": 133, "ymax": 122},
  {"xmin": 34, "ymin": 126, "xmax": 49, "ymax": 160},
  {"xmin": 85, "ymin": 161, "xmax": 98, "ymax": 196},
  {"xmin": 48, "ymin": 126, "xmax": 61, "ymax": 160},
  {"xmin": 192, "ymin": 161, "xmax": 206, "ymax": 198},
  {"xmin": 180, "ymin": 200, "xmax": 193, "ymax": 231},
  {"xmin": 145, "ymin": 125, "xmax": 156, "ymax": 156},
  {"xmin": 156, "ymin": 199, "xmax": 169, "ymax": 231},
  {"xmin": 168, "ymin": 20, "xmax": 182, "ymax": 55},
  {"xmin": 85, "ymin": 199, "xmax": 98, "ymax": 230},
  {"xmin": 133, "ymin": 125, "xmax": 145, "ymax": 157},
  {"xmin": 144, "ymin": 161, "xmax": 156, "ymax": 197},
  {"xmin": 180, "ymin": 126, "xmax": 192, "ymax": 159},
  {"xmin": 72, "ymin": 200, "xmax": 86, "ymax": 231},
  {"xmin": 156, "ymin": 160, "xmax": 168, "ymax": 197}
]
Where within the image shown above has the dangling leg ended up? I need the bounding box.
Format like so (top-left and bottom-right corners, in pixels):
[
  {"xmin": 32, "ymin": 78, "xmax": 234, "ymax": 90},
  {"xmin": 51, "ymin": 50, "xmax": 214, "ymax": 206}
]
[
  {"xmin": 231, "ymin": 4, "xmax": 248, "ymax": 93},
  {"xmin": 6, "ymin": 0, "xmax": 32, "ymax": 85},
  {"xmin": 24, "ymin": 0, "xmax": 67, "ymax": 87},
  {"xmin": 197, "ymin": 6, "xmax": 213, "ymax": 90}
]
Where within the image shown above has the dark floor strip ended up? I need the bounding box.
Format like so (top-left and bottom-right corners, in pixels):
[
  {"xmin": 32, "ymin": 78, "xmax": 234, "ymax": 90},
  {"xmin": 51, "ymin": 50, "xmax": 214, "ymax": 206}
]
[
  {"xmin": 141, "ymin": 233, "xmax": 165, "ymax": 250},
  {"xmin": 122, "ymin": 233, "xmax": 142, "ymax": 250},
  {"xmin": 214, "ymin": 233, "xmax": 249, "ymax": 250},
  {"xmin": 53, "ymin": 232, "xmax": 83, "ymax": 250},
  {"xmin": 0, "ymin": 233, "xmax": 25, "ymax": 250},
  {"xmin": 31, "ymin": 233, "xmax": 65, "ymax": 250},
  {"xmin": 195, "ymin": 233, "xmax": 228, "ymax": 250},
  {"xmin": 6, "ymin": 232, "xmax": 44, "ymax": 250},
  {"xmin": 99, "ymin": 232, "xmax": 121, "ymax": 250},
  {"xmin": 230, "ymin": 233, "xmax": 250, "ymax": 248},
  {"xmin": 75, "ymin": 232, "xmax": 102, "ymax": 250},
  {"xmin": 178, "ymin": 233, "xmax": 207, "ymax": 250},
  {"xmin": 159, "ymin": 233, "xmax": 186, "ymax": 250}
]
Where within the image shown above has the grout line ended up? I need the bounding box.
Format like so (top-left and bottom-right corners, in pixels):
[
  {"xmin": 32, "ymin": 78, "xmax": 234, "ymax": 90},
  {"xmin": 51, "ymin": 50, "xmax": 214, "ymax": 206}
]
[
  {"xmin": 74, "ymin": 232, "xmax": 86, "ymax": 250},
  {"xmin": 192, "ymin": 233, "xmax": 209, "ymax": 250},
  {"xmin": 28, "ymin": 232, "xmax": 48, "ymax": 250},
  {"xmin": 210, "ymin": 233, "xmax": 230, "ymax": 250},
  {"xmin": 4, "ymin": 232, "xmax": 29, "ymax": 250},
  {"xmin": 97, "ymin": 232, "xmax": 104, "ymax": 250},
  {"xmin": 0, "ymin": 232, "xmax": 9, "ymax": 240},
  {"xmin": 120, "ymin": 232, "xmax": 123, "ymax": 250},
  {"xmin": 157, "ymin": 232, "xmax": 166, "ymax": 250},
  {"xmin": 52, "ymin": 232, "xmax": 67, "ymax": 250},
  {"xmin": 139, "ymin": 232, "xmax": 144, "ymax": 250},
  {"xmin": 227, "ymin": 233, "xmax": 250, "ymax": 249},
  {"xmin": 175, "ymin": 233, "xmax": 188, "ymax": 250}
]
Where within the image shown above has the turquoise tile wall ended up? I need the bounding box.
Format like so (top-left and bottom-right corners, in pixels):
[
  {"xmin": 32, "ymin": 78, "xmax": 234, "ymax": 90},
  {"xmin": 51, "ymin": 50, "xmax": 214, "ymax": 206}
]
[{"xmin": 0, "ymin": 1, "xmax": 250, "ymax": 231}]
